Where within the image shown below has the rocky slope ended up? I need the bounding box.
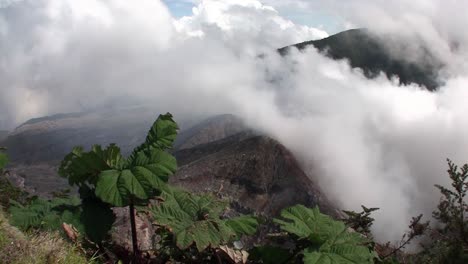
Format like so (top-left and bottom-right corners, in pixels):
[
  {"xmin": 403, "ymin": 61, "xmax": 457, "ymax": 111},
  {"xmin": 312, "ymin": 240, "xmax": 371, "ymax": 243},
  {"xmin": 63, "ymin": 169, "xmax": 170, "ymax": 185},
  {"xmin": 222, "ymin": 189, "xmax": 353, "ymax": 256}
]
[
  {"xmin": 2, "ymin": 108, "xmax": 156, "ymax": 164},
  {"xmin": 172, "ymin": 133, "xmax": 336, "ymax": 216},
  {"xmin": 174, "ymin": 114, "xmax": 247, "ymax": 150}
]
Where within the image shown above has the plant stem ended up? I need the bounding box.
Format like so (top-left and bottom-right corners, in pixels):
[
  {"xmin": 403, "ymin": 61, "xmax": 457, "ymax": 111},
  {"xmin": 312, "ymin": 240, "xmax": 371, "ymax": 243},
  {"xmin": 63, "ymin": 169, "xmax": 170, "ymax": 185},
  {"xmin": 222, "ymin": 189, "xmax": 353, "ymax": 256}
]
[
  {"xmin": 382, "ymin": 237, "xmax": 412, "ymax": 259},
  {"xmin": 129, "ymin": 200, "xmax": 139, "ymax": 262},
  {"xmin": 214, "ymin": 248, "xmax": 222, "ymax": 264},
  {"xmin": 459, "ymin": 189, "xmax": 464, "ymax": 242}
]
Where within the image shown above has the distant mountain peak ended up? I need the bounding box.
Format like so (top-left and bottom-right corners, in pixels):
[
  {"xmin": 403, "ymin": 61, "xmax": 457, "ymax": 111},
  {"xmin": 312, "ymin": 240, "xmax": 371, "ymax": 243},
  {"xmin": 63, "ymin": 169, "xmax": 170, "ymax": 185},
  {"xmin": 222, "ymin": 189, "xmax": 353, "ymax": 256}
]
[{"xmin": 279, "ymin": 28, "xmax": 442, "ymax": 90}]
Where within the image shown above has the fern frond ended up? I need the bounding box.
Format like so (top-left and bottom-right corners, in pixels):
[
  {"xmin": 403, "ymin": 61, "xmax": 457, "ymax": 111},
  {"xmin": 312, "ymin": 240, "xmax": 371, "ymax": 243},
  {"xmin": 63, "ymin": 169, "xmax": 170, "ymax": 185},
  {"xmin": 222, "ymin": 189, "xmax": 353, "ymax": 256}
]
[{"xmin": 276, "ymin": 205, "xmax": 376, "ymax": 264}]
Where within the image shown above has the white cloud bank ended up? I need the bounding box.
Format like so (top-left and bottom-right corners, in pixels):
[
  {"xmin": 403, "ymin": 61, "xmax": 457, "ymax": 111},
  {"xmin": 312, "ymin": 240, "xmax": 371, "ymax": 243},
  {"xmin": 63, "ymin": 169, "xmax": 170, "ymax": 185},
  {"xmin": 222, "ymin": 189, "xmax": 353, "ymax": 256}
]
[
  {"xmin": 174, "ymin": 0, "xmax": 328, "ymax": 52},
  {"xmin": 1, "ymin": 0, "xmax": 468, "ymax": 242}
]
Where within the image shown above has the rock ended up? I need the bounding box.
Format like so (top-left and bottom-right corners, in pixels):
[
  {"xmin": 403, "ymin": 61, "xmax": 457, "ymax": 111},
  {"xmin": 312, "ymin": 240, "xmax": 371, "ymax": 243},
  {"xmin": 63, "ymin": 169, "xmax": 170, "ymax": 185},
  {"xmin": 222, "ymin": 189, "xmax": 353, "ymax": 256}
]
[{"xmin": 111, "ymin": 207, "xmax": 155, "ymax": 252}]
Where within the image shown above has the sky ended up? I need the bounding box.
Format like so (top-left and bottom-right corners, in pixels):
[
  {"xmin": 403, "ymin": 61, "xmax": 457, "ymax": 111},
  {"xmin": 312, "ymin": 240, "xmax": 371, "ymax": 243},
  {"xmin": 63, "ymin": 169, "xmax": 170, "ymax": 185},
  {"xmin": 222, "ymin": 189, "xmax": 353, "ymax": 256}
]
[
  {"xmin": 1, "ymin": 0, "xmax": 468, "ymax": 243},
  {"xmin": 163, "ymin": 0, "xmax": 193, "ymax": 17},
  {"xmin": 162, "ymin": 0, "xmax": 344, "ymax": 33}
]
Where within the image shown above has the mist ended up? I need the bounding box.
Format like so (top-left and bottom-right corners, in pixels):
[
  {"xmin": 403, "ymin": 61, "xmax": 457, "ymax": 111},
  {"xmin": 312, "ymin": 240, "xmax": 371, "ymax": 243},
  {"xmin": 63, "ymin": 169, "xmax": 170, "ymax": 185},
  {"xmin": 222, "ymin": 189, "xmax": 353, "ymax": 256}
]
[{"xmin": 1, "ymin": 0, "xmax": 468, "ymax": 242}]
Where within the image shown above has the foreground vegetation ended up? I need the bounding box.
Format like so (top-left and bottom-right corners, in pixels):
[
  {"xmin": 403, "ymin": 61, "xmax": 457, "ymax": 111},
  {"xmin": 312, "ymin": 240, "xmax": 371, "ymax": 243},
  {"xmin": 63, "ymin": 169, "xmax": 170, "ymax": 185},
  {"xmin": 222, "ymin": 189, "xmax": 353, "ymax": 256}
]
[
  {"xmin": 0, "ymin": 202, "xmax": 91, "ymax": 264},
  {"xmin": 1, "ymin": 113, "xmax": 467, "ymax": 263}
]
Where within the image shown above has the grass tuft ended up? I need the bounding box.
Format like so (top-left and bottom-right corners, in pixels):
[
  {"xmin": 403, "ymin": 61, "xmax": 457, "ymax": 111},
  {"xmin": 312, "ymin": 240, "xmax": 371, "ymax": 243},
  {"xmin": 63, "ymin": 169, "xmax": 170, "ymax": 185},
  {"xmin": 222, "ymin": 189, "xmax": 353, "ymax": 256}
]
[{"xmin": 0, "ymin": 210, "xmax": 93, "ymax": 264}]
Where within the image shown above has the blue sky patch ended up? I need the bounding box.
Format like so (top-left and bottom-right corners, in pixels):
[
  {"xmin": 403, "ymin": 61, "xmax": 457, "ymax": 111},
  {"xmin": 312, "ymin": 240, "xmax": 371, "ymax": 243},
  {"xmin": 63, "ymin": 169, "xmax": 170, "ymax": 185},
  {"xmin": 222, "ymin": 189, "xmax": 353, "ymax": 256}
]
[{"xmin": 162, "ymin": 0, "xmax": 343, "ymax": 34}]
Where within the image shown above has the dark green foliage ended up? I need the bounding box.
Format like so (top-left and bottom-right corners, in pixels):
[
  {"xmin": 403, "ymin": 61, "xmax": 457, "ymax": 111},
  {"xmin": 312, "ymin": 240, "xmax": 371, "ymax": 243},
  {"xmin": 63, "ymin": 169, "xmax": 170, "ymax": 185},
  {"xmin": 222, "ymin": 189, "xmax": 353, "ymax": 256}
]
[
  {"xmin": 225, "ymin": 215, "xmax": 259, "ymax": 237},
  {"xmin": 59, "ymin": 144, "xmax": 124, "ymax": 187},
  {"xmin": 0, "ymin": 176, "xmax": 27, "ymax": 210},
  {"xmin": 2, "ymin": 149, "xmax": 82, "ymax": 235},
  {"xmin": 249, "ymin": 246, "xmax": 292, "ymax": 264},
  {"xmin": 0, "ymin": 149, "xmax": 29, "ymax": 210},
  {"xmin": 0, "ymin": 150, "xmax": 7, "ymax": 171},
  {"xmin": 433, "ymin": 159, "xmax": 468, "ymax": 243},
  {"xmin": 80, "ymin": 195, "xmax": 115, "ymax": 244},
  {"xmin": 151, "ymin": 188, "xmax": 258, "ymax": 252},
  {"xmin": 8, "ymin": 197, "xmax": 82, "ymax": 232},
  {"xmin": 342, "ymin": 205, "xmax": 428, "ymax": 262},
  {"xmin": 418, "ymin": 159, "xmax": 468, "ymax": 263},
  {"xmin": 267, "ymin": 205, "xmax": 377, "ymax": 264},
  {"xmin": 343, "ymin": 206, "xmax": 379, "ymax": 237}
]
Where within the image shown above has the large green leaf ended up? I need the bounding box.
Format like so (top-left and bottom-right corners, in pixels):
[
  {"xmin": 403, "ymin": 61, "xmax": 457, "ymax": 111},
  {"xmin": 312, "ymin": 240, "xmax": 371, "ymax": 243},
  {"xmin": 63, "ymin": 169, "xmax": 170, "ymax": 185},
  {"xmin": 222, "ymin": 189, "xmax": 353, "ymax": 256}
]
[
  {"xmin": 151, "ymin": 189, "xmax": 256, "ymax": 252},
  {"xmin": 128, "ymin": 113, "xmax": 178, "ymax": 164},
  {"xmin": 59, "ymin": 113, "xmax": 178, "ymax": 207},
  {"xmin": 95, "ymin": 149, "xmax": 177, "ymax": 206},
  {"xmin": 175, "ymin": 219, "xmax": 234, "ymax": 251},
  {"xmin": 152, "ymin": 189, "xmax": 214, "ymax": 230},
  {"xmin": 145, "ymin": 113, "xmax": 178, "ymax": 149},
  {"xmin": 275, "ymin": 205, "xmax": 345, "ymax": 244},
  {"xmin": 303, "ymin": 227, "xmax": 379, "ymax": 263},
  {"xmin": 93, "ymin": 114, "xmax": 178, "ymax": 206},
  {"xmin": 275, "ymin": 205, "xmax": 376, "ymax": 264},
  {"xmin": 59, "ymin": 144, "xmax": 124, "ymax": 186},
  {"xmin": 225, "ymin": 215, "xmax": 259, "ymax": 236},
  {"xmin": 303, "ymin": 243, "xmax": 376, "ymax": 264},
  {"xmin": 153, "ymin": 189, "xmax": 227, "ymax": 227}
]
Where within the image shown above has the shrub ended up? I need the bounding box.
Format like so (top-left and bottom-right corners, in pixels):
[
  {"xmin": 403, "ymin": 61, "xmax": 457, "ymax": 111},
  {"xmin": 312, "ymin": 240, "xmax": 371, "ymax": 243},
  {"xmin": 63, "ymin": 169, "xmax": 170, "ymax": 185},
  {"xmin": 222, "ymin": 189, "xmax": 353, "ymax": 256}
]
[
  {"xmin": 417, "ymin": 159, "xmax": 468, "ymax": 263},
  {"xmin": 251, "ymin": 205, "xmax": 378, "ymax": 264}
]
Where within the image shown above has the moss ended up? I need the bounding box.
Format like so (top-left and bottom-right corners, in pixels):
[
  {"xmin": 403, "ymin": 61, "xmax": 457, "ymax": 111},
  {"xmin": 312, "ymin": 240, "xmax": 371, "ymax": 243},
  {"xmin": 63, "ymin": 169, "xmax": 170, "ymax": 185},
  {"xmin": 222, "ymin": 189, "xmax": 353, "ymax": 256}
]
[{"xmin": 0, "ymin": 211, "xmax": 93, "ymax": 264}]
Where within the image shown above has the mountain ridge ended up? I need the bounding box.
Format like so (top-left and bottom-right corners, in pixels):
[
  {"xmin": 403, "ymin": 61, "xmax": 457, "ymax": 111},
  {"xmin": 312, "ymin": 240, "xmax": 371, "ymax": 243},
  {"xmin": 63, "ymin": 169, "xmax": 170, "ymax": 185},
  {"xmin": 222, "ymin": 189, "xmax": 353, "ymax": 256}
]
[{"xmin": 279, "ymin": 28, "xmax": 442, "ymax": 90}]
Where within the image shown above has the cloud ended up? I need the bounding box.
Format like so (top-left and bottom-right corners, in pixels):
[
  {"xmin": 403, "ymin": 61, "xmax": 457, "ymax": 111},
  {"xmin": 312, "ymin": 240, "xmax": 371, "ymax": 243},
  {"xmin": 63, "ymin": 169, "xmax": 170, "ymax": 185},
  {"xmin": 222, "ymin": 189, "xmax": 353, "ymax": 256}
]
[
  {"xmin": 263, "ymin": 0, "xmax": 468, "ymax": 75},
  {"xmin": 0, "ymin": 0, "xmax": 327, "ymax": 128},
  {"xmin": 0, "ymin": 0, "xmax": 175, "ymax": 128},
  {"xmin": 1, "ymin": 0, "xmax": 468, "ymax": 243},
  {"xmin": 245, "ymin": 49, "xmax": 468, "ymax": 241},
  {"xmin": 174, "ymin": 0, "xmax": 328, "ymax": 52}
]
